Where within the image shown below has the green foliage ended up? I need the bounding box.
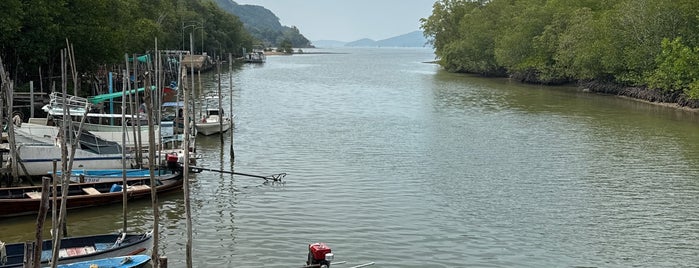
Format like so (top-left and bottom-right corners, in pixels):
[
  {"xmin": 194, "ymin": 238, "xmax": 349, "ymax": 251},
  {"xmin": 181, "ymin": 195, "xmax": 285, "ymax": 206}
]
[
  {"xmin": 420, "ymin": 0, "xmax": 699, "ymax": 97},
  {"xmin": 1, "ymin": 0, "xmax": 255, "ymax": 84},
  {"xmin": 647, "ymin": 38, "xmax": 699, "ymax": 97},
  {"xmin": 277, "ymin": 39, "xmax": 293, "ymax": 54}
]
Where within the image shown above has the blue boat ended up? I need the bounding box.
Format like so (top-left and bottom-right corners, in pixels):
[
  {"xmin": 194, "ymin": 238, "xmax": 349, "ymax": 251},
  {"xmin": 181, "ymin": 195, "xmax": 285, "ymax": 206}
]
[
  {"xmin": 55, "ymin": 168, "xmax": 175, "ymax": 183},
  {"xmin": 55, "ymin": 254, "xmax": 151, "ymax": 268}
]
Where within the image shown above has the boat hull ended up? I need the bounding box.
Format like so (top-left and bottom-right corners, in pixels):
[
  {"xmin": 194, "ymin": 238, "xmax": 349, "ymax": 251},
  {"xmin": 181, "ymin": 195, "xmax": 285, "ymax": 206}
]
[
  {"xmin": 195, "ymin": 120, "xmax": 232, "ymax": 136},
  {"xmin": 0, "ymin": 232, "xmax": 152, "ymax": 268},
  {"xmin": 56, "ymin": 255, "xmax": 151, "ymax": 268},
  {"xmin": 0, "ymin": 172, "xmax": 182, "ymax": 218}
]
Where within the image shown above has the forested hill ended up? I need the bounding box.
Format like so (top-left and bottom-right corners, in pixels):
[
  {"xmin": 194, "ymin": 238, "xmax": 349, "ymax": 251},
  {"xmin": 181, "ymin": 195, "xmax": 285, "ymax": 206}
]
[
  {"xmin": 421, "ymin": 0, "xmax": 699, "ymax": 106},
  {"xmin": 214, "ymin": 0, "xmax": 312, "ymax": 48},
  {"xmin": 345, "ymin": 31, "xmax": 429, "ymax": 47}
]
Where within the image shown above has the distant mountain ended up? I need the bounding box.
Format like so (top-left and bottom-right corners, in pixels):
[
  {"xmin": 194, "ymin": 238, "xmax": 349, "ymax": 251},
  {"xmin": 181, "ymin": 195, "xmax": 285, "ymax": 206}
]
[
  {"xmin": 344, "ymin": 31, "xmax": 429, "ymax": 48},
  {"xmin": 345, "ymin": 38, "xmax": 377, "ymax": 47},
  {"xmin": 312, "ymin": 40, "xmax": 347, "ymax": 48},
  {"xmin": 214, "ymin": 0, "xmax": 312, "ymax": 48}
]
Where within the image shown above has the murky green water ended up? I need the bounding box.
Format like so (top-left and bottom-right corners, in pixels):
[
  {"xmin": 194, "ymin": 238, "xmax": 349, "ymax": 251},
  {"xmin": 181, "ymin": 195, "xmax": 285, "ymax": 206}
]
[{"xmin": 3, "ymin": 47, "xmax": 699, "ymax": 267}]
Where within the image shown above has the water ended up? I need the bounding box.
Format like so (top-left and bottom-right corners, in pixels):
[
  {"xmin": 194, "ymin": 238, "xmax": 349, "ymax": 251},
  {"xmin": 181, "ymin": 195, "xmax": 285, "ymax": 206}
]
[{"xmin": 4, "ymin": 47, "xmax": 699, "ymax": 267}]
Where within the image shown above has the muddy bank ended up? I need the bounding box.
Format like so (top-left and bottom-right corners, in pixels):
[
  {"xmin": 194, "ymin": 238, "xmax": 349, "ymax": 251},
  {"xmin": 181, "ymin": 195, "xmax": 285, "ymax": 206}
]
[{"xmin": 581, "ymin": 80, "xmax": 699, "ymax": 109}]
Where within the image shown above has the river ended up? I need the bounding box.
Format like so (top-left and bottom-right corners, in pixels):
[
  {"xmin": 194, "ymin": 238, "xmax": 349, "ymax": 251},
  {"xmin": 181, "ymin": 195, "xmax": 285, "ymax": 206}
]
[{"xmin": 3, "ymin": 47, "xmax": 699, "ymax": 267}]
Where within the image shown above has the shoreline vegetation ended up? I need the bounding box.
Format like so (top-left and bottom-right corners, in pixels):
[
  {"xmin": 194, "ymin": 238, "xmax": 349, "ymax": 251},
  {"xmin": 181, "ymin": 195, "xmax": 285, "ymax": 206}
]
[{"xmin": 421, "ymin": 0, "xmax": 699, "ymax": 113}]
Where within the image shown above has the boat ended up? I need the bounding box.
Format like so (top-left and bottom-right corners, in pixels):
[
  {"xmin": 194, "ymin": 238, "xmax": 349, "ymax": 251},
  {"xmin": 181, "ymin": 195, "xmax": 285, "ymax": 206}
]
[
  {"xmin": 195, "ymin": 108, "xmax": 232, "ymax": 136},
  {"xmin": 0, "ymin": 231, "xmax": 152, "ymax": 268},
  {"xmin": 55, "ymin": 255, "xmax": 151, "ymax": 268},
  {"xmin": 55, "ymin": 168, "xmax": 176, "ymax": 183},
  {"xmin": 0, "ymin": 166, "xmax": 182, "ymax": 218},
  {"xmin": 244, "ymin": 50, "xmax": 266, "ymax": 63},
  {"xmin": 194, "ymin": 95, "xmax": 232, "ymax": 136},
  {"xmin": 7, "ymin": 123, "xmax": 134, "ymax": 177}
]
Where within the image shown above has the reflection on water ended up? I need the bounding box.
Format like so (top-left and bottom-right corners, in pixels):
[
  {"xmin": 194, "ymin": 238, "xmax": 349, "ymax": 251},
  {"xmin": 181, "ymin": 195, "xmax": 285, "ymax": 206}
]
[{"xmin": 3, "ymin": 48, "xmax": 699, "ymax": 267}]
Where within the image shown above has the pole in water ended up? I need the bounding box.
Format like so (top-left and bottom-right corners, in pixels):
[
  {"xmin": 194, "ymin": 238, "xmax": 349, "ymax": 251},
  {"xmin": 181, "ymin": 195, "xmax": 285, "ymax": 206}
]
[
  {"xmin": 188, "ymin": 166, "xmax": 285, "ymax": 182},
  {"xmin": 228, "ymin": 53, "xmax": 235, "ymax": 162}
]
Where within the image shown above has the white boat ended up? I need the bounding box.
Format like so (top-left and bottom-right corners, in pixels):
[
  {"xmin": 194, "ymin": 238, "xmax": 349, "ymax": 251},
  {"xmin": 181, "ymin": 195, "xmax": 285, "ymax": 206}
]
[
  {"xmin": 194, "ymin": 95, "xmax": 233, "ymax": 136},
  {"xmin": 195, "ymin": 107, "xmax": 232, "ymax": 136},
  {"xmin": 26, "ymin": 118, "xmax": 158, "ymax": 151},
  {"xmin": 8, "ymin": 122, "xmax": 134, "ymax": 177},
  {"xmin": 244, "ymin": 50, "xmax": 266, "ymax": 63}
]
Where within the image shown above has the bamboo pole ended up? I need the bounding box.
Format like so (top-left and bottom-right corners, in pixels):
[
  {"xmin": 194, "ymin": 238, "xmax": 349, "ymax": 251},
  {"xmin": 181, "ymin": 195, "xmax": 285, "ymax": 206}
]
[
  {"xmin": 50, "ymin": 48, "xmax": 69, "ymax": 268},
  {"xmin": 121, "ymin": 64, "xmax": 128, "ymax": 235},
  {"xmin": 32, "ymin": 177, "xmax": 50, "ymax": 268},
  {"xmin": 51, "ymin": 160, "xmax": 57, "ymax": 245},
  {"xmin": 183, "ymin": 33, "xmax": 194, "ymax": 268},
  {"xmin": 0, "ymin": 56, "xmax": 19, "ymax": 185},
  {"xmin": 145, "ymin": 70, "xmax": 160, "ymax": 268},
  {"xmin": 228, "ymin": 53, "xmax": 234, "ymax": 162},
  {"xmin": 131, "ymin": 54, "xmax": 142, "ymax": 166},
  {"xmin": 217, "ymin": 58, "xmax": 222, "ymax": 143},
  {"xmin": 52, "ymin": 41, "xmax": 91, "ymax": 267}
]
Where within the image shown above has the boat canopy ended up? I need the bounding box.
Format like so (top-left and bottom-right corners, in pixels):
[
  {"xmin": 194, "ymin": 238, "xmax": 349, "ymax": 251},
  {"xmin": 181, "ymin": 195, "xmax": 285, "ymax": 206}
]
[
  {"xmin": 88, "ymin": 86, "xmax": 157, "ymax": 104},
  {"xmin": 128, "ymin": 54, "xmax": 151, "ymax": 63}
]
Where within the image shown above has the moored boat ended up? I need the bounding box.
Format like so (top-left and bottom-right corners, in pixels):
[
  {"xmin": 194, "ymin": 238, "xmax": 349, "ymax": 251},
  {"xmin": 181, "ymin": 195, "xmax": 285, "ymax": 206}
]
[
  {"xmin": 195, "ymin": 107, "xmax": 232, "ymax": 136},
  {"xmin": 0, "ymin": 167, "xmax": 182, "ymax": 218},
  {"xmin": 8, "ymin": 124, "xmax": 133, "ymax": 177},
  {"xmin": 244, "ymin": 50, "xmax": 266, "ymax": 63},
  {"xmin": 55, "ymin": 168, "xmax": 175, "ymax": 183},
  {"xmin": 0, "ymin": 231, "xmax": 152, "ymax": 268},
  {"xmin": 55, "ymin": 254, "xmax": 151, "ymax": 268}
]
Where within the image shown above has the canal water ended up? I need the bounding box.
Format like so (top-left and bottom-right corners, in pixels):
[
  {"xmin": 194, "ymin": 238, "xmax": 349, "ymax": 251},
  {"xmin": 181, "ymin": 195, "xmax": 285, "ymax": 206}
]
[{"xmin": 3, "ymin": 47, "xmax": 699, "ymax": 267}]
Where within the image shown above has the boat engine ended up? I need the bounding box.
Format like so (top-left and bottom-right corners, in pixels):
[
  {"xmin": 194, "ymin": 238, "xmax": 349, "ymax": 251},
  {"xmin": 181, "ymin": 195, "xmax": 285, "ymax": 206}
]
[
  {"xmin": 166, "ymin": 153, "xmax": 179, "ymax": 172},
  {"xmin": 307, "ymin": 242, "xmax": 333, "ymax": 268}
]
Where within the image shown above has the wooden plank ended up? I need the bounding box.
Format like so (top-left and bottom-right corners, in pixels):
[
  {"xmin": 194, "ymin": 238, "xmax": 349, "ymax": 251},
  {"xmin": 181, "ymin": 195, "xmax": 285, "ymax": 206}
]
[
  {"xmin": 25, "ymin": 192, "xmax": 42, "ymax": 199},
  {"xmin": 128, "ymin": 185, "xmax": 150, "ymax": 191},
  {"xmin": 82, "ymin": 187, "xmax": 100, "ymax": 195}
]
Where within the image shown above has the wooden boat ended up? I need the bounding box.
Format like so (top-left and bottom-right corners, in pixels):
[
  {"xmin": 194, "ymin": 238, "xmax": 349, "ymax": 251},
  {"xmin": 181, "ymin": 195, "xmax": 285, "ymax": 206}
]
[
  {"xmin": 56, "ymin": 254, "xmax": 151, "ymax": 268},
  {"xmin": 0, "ymin": 231, "xmax": 152, "ymax": 268},
  {"xmin": 0, "ymin": 170, "xmax": 182, "ymax": 218},
  {"xmin": 56, "ymin": 168, "xmax": 175, "ymax": 183}
]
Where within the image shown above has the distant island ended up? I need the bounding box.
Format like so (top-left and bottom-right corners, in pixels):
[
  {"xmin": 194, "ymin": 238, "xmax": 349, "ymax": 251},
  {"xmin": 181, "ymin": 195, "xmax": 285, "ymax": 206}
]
[{"xmin": 313, "ymin": 31, "xmax": 430, "ymax": 48}]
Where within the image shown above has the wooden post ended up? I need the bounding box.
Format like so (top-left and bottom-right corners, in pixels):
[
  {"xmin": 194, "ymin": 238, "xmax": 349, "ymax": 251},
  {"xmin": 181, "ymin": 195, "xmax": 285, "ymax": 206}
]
[
  {"xmin": 30, "ymin": 81, "xmax": 34, "ymax": 119},
  {"xmin": 131, "ymin": 54, "xmax": 142, "ymax": 167},
  {"xmin": 24, "ymin": 242, "xmax": 33, "ymax": 267},
  {"xmin": 33, "ymin": 177, "xmax": 51, "ymax": 268},
  {"xmin": 51, "ymin": 47, "xmax": 70, "ymax": 268},
  {"xmin": 158, "ymin": 256, "xmax": 168, "ymax": 268},
  {"xmin": 145, "ymin": 70, "xmax": 161, "ymax": 268},
  {"xmin": 184, "ymin": 33, "xmax": 194, "ymax": 268},
  {"xmin": 51, "ymin": 160, "xmax": 58, "ymax": 241},
  {"xmin": 121, "ymin": 66, "xmax": 128, "ymax": 235},
  {"xmin": 217, "ymin": 57, "xmax": 222, "ymax": 143},
  {"xmin": 228, "ymin": 53, "xmax": 234, "ymax": 162}
]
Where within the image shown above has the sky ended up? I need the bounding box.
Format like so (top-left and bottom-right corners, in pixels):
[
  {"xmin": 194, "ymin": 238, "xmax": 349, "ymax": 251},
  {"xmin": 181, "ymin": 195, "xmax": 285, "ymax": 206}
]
[{"xmin": 235, "ymin": 0, "xmax": 436, "ymax": 42}]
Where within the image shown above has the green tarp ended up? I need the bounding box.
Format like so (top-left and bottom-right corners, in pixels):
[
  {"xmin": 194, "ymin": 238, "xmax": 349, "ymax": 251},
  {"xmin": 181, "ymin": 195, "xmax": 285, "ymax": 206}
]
[
  {"xmin": 88, "ymin": 86, "xmax": 156, "ymax": 104},
  {"xmin": 127, "ymin": 54, "xmax": 151, "ymax": 63}
]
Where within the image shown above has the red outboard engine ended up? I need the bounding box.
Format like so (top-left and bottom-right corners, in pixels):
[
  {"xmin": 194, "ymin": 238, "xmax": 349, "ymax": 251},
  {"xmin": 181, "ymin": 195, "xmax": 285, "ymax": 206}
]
[
  {"xmin": 307, "ymin": 242, "xmax": 333, "ymax": 268},
  {"xmin": 166, "ymin": 153, "xmax": 179, "ymax": 173}
]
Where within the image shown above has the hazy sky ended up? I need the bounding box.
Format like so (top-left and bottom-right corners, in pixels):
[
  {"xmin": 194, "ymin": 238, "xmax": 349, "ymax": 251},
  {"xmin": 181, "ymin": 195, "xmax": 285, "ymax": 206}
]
[{"xmin": 235, "ymin": 0, "xmax": 436, "ymax": 42}]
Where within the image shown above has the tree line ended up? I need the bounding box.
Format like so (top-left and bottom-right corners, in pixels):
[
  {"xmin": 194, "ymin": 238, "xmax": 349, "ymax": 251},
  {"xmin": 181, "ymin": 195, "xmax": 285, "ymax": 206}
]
[
  {"xmin": 420, "ymin": 0, "xmax": 699, "ymax": 100},
  {"xmin": 0, "ymin": 0, "xmax": 256, "ymax": 86}
]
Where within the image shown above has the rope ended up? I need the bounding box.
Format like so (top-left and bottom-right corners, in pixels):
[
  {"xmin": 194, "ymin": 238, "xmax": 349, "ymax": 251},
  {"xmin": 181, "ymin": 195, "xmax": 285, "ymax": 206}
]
[{"xmin": 112, "ymin": 233, "xmax": 126, "ymax": 249}]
